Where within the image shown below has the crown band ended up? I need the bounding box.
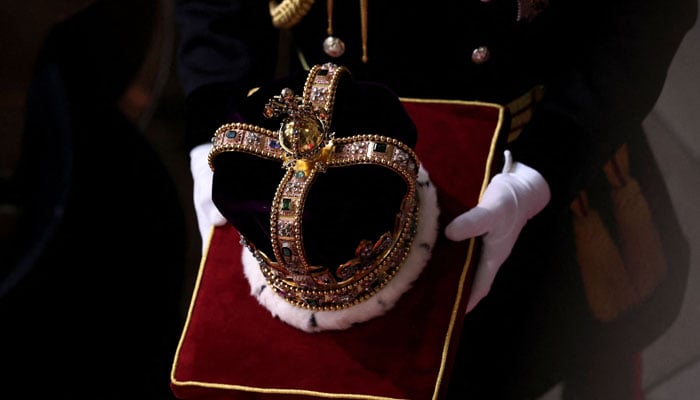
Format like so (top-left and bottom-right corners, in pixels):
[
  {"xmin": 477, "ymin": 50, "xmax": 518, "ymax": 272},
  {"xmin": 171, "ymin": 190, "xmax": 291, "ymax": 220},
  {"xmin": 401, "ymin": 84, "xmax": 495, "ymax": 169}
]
[{"xmin": 209, "ymin": 63, "xmax": 421, "ymax": 310}]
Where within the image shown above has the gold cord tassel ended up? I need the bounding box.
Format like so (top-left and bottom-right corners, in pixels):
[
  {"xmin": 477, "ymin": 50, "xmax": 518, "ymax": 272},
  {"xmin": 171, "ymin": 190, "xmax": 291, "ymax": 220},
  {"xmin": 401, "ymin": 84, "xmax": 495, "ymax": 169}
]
[
  {"xmin": 360, "ymin": 0, "xmax": 368, "ymax": 63},
  {"xmin": 571, "ymin": 191, "xmax": 639, "ymax": 322},
  {"xmin": 572, "ymin": 143, "xmax": 669, "ymax": 322},
  {"xmin": 326, "ymin": 0, "xmax": 334, "ymax": 35},
  {"xmin": 603, "ymin": 144, "xmax": 667, "ymax": 301}
]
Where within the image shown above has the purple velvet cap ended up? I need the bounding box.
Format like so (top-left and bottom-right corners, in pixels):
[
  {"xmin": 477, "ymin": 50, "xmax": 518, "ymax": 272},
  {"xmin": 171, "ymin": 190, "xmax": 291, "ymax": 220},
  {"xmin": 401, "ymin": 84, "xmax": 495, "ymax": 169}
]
[{"xmin": 211, "ymin": 67, "xmax": 418, "ymax": 269}]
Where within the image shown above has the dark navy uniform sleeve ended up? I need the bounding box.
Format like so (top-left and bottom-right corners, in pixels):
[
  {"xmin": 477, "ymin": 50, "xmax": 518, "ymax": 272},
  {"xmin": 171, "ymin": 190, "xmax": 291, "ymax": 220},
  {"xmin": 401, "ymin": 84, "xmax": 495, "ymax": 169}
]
[
  {"xmin": 175, "ymin": 0, "xmax": 279, "ymax": 148},
  {"xmin": 508, "ymin": 0, "xmax": 697, "ymax": 207}
]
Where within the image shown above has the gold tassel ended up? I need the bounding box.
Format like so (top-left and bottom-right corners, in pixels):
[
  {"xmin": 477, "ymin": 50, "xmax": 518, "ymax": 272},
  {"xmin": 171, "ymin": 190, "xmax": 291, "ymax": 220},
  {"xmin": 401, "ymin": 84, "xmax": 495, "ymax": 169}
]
[
  {"xmin": 603, "ymin": 144, "xmax": 667, "ymax": 301},
  {"xmin": 571, "ymin": 191, "xmax": 639, "ymax": 322}
]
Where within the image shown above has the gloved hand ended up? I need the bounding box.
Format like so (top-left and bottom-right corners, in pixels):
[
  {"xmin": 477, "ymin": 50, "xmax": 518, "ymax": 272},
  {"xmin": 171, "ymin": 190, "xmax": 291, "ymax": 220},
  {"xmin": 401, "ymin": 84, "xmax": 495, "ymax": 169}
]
[
  {"xmin": 445, "ymin": 150, "xmax": 550, "ymax": 313},
  {"xmin": 190, "ymin": 142, "xmax": 228, "ymax": 252}
]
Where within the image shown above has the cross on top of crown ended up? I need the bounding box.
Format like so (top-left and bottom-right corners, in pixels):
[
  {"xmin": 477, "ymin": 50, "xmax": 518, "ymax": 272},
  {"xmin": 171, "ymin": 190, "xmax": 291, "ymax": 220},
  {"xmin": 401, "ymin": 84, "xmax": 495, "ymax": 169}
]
[{"xmin": 264, "ymin": 88, "xmax": 314, "ymax": 121}]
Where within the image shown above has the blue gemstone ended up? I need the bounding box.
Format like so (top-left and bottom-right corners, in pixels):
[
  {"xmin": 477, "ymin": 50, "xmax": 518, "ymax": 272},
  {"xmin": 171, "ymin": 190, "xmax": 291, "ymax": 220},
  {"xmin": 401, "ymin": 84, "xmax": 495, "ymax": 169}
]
[{"xmin": 225, "ymin": 130, "xmax": 237, "ymax": 139}]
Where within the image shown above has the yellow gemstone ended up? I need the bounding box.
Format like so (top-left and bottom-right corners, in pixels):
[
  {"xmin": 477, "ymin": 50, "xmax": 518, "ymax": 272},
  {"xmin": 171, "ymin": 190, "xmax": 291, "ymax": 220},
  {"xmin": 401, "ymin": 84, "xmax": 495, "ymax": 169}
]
[{"xmin": 280, "ymin": 117, "xmax": 324, "ymax": 156}]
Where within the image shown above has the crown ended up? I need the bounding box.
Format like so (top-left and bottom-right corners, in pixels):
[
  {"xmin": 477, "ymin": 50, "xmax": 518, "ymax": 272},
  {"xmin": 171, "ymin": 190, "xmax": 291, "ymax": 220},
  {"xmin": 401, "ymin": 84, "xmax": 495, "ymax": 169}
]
[{"xmin": 209, "ymin": 63, "xmax": 423, "ymax": 312}]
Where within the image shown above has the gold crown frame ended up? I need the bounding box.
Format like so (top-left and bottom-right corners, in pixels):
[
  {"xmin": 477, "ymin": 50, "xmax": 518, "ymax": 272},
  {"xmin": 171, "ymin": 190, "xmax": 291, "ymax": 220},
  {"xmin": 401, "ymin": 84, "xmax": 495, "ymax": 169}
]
[{"xmin": 209, "ymin": 63, "xmax": 420, "ymax": 311}]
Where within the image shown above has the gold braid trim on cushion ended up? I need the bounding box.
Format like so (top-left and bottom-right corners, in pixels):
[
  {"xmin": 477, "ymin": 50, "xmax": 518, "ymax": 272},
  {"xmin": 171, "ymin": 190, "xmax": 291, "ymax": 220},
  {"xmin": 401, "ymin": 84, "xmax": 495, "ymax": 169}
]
[{"xmin": 208, "ymin": 63, "xmax": 420, "ymax": 310}]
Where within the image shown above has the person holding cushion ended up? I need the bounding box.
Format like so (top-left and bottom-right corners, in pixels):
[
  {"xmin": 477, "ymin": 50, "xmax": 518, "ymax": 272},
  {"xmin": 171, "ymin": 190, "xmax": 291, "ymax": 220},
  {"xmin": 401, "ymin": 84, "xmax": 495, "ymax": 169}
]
[{"xmin": 175, "ymin": 0, "xmax": 696, "ymax": 398}]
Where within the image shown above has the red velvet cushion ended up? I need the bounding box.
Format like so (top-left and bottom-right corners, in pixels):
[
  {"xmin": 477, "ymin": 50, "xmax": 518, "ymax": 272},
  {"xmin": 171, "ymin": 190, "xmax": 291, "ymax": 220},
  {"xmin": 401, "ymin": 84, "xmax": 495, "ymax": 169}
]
[{"xmin": 170, "ymin": 99, "xmax": 506, "ymax": 400}]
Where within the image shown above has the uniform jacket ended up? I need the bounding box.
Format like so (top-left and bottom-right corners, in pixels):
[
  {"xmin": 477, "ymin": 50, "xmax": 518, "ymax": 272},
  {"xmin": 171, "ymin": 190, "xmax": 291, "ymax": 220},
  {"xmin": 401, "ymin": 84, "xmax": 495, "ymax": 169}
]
[{"xmin": 175, "ymin": 0, "xmax": 696, "ymax": 397}]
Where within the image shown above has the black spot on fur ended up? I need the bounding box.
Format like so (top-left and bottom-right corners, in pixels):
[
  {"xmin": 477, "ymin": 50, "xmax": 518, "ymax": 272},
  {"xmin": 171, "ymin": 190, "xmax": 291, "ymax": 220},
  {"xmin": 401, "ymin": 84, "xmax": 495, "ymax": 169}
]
[
  {"xmin": 257, "ymin": 284, "xmax": 266, "ymax": 295},
  {"xmin": 309, "ymin": 313, "xmax": 318, "ymax": 328}
]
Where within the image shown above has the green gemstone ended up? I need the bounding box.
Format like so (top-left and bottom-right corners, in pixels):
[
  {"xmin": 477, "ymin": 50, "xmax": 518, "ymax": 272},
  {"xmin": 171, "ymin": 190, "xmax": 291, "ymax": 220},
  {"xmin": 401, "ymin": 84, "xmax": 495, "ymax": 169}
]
[
  {"xmin": 281, "ymin": 198, "xmax": 292, "ymax": 210},
  {"xmin": 294, "ymin": 170, "xmax": 305, "ymax": 178},
  {"xmin": 373, "ymin": 143, "xmax": 387, "ymax": 153}
]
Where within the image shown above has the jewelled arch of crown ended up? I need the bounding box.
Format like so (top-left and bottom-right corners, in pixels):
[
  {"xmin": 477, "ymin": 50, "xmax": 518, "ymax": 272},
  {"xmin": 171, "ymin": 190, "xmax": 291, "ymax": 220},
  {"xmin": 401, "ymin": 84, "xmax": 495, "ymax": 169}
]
[{"xmin": 208, "ymin": 63, "xmax": 421, "ymax": 311}]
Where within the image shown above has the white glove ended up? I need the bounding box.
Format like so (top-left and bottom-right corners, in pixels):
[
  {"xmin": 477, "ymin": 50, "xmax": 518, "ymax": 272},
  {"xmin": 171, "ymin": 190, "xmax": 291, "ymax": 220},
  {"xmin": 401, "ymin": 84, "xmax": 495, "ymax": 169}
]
[
  {"xmin": 445, "ymin": 150, "xmax": 550, "ymax": 313},
  {"xmin": 190, "ymin": 143, "xmax": 228, "ymax": 252}
]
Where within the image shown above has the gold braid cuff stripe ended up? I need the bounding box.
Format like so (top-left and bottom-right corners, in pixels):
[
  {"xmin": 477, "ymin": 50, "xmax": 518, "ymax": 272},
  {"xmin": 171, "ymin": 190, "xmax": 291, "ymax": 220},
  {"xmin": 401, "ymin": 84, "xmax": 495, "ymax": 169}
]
[{"xmin": 208, "ymin": 63, "xmax": 420, "ymax": 310}]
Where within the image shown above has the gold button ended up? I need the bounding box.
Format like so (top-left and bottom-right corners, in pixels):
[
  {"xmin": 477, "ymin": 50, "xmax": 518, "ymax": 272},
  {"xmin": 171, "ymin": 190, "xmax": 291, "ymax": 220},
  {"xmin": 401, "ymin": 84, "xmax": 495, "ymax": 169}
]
[{"xmin": 471, "ymin": 46, "xmax": 491, "ymax": 64}]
